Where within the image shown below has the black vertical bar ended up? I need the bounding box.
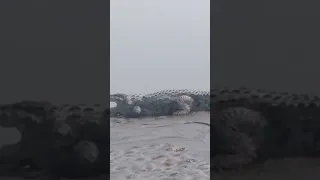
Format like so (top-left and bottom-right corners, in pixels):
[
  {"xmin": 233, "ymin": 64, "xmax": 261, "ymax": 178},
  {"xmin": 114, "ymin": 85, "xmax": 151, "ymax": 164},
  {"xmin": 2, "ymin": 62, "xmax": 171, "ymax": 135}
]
[
  {"xmin": 211, "ymin": 0, "xmax": 320, "ymax": 177},
  {"xmin": 107, "ymin": 0, "xmax": 111, "ymax": 179},
  {"xmin": 210, "ymin": 0, "xmax": 219, "ymax": 176},
  {"xmin": 0, "ymin": 0, "xmax": 110, "ymax": 178}
]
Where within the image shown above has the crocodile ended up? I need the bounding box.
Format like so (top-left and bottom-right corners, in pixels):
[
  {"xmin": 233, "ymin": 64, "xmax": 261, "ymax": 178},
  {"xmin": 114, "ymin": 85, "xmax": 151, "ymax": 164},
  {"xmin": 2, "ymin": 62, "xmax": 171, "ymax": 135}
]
[
  {"xmin": 111, "ymin": 87, "xmax": 320, "ymax": 170},
  {"xmin": 3, "ymin": 86, "xmax": 320, "ymax": 176},
  {"xmin": 0, "ymin": 101, "xmax": 110, "ymax": 178},
  {"xmin": 110, "ymin": 89, "xmax": 210, "ymax": 118},
  {"xmin": 209, "ymin": 87, "xmax": 320, "ymax": 171}
]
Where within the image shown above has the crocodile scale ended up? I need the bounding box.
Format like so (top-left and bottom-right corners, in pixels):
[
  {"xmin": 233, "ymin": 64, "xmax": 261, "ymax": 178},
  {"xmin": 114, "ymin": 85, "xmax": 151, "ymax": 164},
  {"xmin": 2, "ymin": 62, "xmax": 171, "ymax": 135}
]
[
  {"xmin": 111, "ymin": 87, "xmax": 320, "ymax": 170},
  {"xmin": 0, "ymin": 101, "xmax": 110, "ymax": 178},
  {"xmin": 1, "ymin": 87, "xmax": 320, "ymax": 177},
  {"xmin": 209, "ymin": 87, "xmax": 320, "ymax": 170},
  {"xmin": 110, "ymin": 89, "xmax": 210, "ymax": 118}
]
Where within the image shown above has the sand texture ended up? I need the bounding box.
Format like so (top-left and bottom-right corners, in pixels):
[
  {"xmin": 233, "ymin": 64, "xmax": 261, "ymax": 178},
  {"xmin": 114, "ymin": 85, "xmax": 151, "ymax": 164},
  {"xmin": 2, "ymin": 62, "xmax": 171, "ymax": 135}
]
[
  {"xmin": 2, "ymin": 112, "xmax": 320, "ymax": 179},
  {"xmin": 110, "ymin": 112, "xmax": 210, "ymax": 180}
]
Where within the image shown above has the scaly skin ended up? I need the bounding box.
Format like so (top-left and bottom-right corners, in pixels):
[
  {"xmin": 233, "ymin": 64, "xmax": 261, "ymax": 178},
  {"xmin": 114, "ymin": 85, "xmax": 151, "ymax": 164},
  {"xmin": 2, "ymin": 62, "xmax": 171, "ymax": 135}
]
[
  {"xmin": 0, "ymin": 101, "xmax": 110, "ymax": 178},
  {"xmin": 110, "ymin": 89, "xmax": 210, "ymax": 118},
  {"xmin": 110, "ymin": 93, "xmax": 142, "ymax": 118},
  {"xmin": 39, "ymin": 102, "xmax": 110, "ymax": 178},
  {"xmin": 110, "ymin": 88, "xmax": 320, "ymax": 170},
  {"xmin": 4, "ymin": 86, "xmax": 320, "ymax": 176},
  {"xmin": 0, "ymin": 101, "xmax": 56, "ymax": 175},
  {"xmin": 210, "ymin": 87, "xmax": 320, "ymax": 171}
]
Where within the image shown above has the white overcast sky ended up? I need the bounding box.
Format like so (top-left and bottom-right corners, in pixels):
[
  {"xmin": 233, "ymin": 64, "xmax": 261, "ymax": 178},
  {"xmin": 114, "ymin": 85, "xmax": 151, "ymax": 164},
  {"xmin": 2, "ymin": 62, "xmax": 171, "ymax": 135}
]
[{"xmin": 110, "ymin": 0, "xmax": 210, "ymax": 94}]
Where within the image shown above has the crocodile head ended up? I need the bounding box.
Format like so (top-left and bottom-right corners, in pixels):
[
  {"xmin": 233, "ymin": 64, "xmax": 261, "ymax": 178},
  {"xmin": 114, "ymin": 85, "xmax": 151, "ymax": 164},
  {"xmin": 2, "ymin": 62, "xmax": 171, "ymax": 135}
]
[
  {"xmin": 109, "ymin": 103, "xmax": 142, "ymax": 118},
  {"xmin": 110, "ymin": 93, "xmax": 128, "ymax": 117},
  {"xmin": 110, "ymin": 93, "xmax": 145, "ymax": 118}
]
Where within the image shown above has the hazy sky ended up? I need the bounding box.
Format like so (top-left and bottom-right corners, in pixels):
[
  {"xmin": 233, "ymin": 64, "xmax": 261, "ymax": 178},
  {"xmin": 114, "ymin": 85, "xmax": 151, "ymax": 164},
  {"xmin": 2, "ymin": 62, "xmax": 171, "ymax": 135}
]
[{"xmin": 110, "ymin": 0, "xmax": 210, "ymax": 94}]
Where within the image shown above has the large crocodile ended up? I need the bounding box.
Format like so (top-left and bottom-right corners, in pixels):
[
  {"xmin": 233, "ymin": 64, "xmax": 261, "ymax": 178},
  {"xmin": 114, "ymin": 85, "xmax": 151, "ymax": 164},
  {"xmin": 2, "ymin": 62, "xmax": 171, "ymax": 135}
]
[
  {"xmin": 111, "ymin": 87, "xmax": 320, "ymax": 171},
  {"xmin": 110, "ymin": 89, "xmax": 210, "ymax": 118},
  {"xmin": 3, "ymin": 86, "xmax": 320, "ymax": 177}
]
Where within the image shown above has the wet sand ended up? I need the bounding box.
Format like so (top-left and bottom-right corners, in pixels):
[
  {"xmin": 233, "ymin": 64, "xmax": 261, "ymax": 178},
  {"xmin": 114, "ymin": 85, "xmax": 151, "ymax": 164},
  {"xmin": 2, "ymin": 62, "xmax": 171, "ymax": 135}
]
[
  {"xmin": 2, "ymin": 112, "xmax": 320, "ymax": 179},
  {"xmin": 110, "ymin": 112, "xmax": 210, "ymax": 180}
]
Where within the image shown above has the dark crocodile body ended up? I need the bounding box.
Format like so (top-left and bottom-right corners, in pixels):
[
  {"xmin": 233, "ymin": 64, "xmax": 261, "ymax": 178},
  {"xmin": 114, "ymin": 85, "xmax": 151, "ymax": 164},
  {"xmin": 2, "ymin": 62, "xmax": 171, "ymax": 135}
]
[
  {"xmin": 0, "ymin": 101, "xmax": 110, "ymax": 178},
  {"xmin": 210, "ymin": 87, "xmax": 320, "ymax": 171}
]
